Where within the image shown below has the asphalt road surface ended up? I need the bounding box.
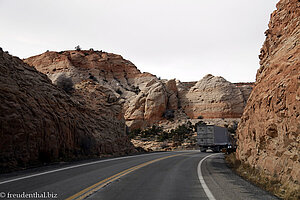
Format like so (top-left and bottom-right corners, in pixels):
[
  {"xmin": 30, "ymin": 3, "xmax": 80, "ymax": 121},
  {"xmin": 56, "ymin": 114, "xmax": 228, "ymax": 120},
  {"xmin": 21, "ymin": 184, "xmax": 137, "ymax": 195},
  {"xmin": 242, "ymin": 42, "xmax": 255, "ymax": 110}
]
[{"xmin": 0, "ymin": 151, "xmax": 279, "ymax": 200}]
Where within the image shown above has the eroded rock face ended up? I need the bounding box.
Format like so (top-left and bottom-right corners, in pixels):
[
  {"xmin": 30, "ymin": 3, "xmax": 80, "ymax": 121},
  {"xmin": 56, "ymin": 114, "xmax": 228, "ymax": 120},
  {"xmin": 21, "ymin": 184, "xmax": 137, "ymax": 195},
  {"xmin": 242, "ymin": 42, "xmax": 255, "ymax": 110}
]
[
  {"xmin": 25, "ymin": 50, "xmax": 159, "ymax": 128},
  {"xmin": 25, "ymin": 51, "xmax": 252, "ymax": 130},
  {"xmin": 236, "ymin": 0, "xmax": 300, "ymax": 192},
  {"xmin": 0, "ymin": 49, "xmax": 135, "ymax": 172}
]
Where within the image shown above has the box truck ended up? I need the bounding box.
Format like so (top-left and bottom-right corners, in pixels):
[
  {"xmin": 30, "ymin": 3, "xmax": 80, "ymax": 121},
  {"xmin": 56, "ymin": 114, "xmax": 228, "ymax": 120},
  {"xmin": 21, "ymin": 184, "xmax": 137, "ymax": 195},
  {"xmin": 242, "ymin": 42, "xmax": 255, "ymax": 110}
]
[{"xmin": 196, "ymin": 124, "xmax": 234, "ymax": 152}]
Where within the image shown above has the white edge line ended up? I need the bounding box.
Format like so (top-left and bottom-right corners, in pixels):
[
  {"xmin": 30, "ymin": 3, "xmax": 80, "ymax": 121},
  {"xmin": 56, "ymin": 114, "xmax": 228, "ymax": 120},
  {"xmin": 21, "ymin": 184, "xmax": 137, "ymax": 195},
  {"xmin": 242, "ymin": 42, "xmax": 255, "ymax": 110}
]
[
  {"xmin": 197, "ymin": 153, "xmax": 222, "ymax": 200},
  {"xmin": 0, "ymin": 151, "xmax": 171, "ymax": 185}
]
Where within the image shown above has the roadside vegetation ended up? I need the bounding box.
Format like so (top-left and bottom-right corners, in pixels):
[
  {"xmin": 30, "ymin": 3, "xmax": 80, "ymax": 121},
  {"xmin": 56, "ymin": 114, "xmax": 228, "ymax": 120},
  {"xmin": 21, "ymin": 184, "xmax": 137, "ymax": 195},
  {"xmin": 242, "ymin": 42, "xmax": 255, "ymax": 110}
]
[
  {"xmin": 56, "ymin": 74, "xmax": 74, "ymax": 94},
  {"xmin": 225, "ymin": 153, "xmax": 299, "ymax": 200},
  {"xmin": 128, "ymin": 121, "xmax": 196, "ymax": 143}
]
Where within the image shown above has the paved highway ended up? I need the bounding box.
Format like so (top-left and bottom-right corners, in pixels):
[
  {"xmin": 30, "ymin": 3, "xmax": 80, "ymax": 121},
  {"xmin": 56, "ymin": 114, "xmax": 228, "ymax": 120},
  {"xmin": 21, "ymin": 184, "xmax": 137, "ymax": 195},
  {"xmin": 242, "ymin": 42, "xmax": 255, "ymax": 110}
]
[{"xmin": 0, "ymin": 151, "xmax": 278, "ymax": 200}]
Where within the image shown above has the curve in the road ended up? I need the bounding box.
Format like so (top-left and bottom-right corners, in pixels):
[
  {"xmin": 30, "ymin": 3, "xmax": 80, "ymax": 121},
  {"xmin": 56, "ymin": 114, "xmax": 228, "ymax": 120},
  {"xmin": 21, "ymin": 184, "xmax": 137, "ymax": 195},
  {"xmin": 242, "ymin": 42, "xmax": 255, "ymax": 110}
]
[
  {"xmin": 0, "ymin": 151, "xmax": 278, "ymax": 200},
  {"xmin": 197, "ymin": 153, "xmax": 221, "ymax": 200}
]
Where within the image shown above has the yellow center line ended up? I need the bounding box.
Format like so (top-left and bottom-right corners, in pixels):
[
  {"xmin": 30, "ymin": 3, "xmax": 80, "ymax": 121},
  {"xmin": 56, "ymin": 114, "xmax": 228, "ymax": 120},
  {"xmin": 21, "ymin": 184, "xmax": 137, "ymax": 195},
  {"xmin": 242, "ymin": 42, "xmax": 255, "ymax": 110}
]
[{"xmin": 65, "ymin": 153, "xmax": 190, "ymax": 200}]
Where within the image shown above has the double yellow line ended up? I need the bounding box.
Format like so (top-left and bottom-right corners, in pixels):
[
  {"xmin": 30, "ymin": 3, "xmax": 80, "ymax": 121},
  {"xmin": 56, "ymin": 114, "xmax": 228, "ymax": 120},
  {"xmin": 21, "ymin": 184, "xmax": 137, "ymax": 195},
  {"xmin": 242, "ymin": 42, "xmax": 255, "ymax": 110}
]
[{"xmin": 65, "ymin": 153, "xmax": 185, "ymax": 200}]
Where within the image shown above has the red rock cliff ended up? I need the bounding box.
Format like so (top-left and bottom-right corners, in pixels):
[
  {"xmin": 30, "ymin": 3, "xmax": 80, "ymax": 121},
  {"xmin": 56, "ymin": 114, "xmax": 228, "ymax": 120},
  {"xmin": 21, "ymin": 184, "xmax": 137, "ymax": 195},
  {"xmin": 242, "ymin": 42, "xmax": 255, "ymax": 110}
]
[
  {"xmin": 236, "ymin": 0, "xmax": 300, "ymax": 195},
  {"xmin": 0, "ymin": 49, "xmax": 135, "ymax": 172}
]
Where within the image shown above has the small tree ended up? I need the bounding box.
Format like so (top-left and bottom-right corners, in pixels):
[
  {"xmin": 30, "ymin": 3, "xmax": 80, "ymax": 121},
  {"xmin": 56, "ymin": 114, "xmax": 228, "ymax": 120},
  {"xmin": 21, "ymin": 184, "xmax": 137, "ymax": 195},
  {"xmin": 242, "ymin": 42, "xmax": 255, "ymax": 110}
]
[
  {"xmin": 56, "ymin": 74, "xmax": 74, "ymax": 94},
  {"xmin": 75, "ymin": 45, "xmax": 81, "ymax": 51}
]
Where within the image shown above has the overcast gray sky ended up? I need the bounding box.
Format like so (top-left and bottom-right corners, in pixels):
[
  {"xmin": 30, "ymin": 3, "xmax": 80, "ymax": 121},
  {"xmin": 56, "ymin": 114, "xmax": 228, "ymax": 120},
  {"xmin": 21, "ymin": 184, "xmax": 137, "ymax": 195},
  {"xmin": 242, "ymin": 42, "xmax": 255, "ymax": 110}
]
[{"xmin": 0, "ymin": 0, "xmax": 277, "ymax": 82}]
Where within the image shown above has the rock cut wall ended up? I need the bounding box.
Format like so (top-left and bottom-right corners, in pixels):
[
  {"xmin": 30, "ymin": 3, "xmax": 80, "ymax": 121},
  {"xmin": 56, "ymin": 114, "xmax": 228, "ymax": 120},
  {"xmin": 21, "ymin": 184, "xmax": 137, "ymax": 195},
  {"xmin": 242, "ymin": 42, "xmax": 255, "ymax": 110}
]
[
  {"xmin": 0, "ymin": 49, "xmax": 135, "ymax": 172},
  {"xmin": 236, "ymin": 0, "xmax": 300, "ymax": 194}
]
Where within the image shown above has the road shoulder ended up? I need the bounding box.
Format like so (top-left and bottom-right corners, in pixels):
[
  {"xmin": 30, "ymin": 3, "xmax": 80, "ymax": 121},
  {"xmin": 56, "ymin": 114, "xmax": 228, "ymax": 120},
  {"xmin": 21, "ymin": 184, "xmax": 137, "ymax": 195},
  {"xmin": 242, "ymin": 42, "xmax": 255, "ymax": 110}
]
[{"xmin": 200, "ymin": 153, "xmax": 279, "ymax": 200}]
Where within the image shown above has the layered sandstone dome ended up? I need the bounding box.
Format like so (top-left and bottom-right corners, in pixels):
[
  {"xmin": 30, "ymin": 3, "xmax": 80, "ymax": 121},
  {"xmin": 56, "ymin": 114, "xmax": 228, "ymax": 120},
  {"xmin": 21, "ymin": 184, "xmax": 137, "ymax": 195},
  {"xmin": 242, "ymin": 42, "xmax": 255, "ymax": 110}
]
[
  {"xmin": 236, "ymin": 0, "xmax": 300, "ymax": 195},
  {"xmin": 179, "ymin": 74, "xmax": 251, "ymax": 119}
]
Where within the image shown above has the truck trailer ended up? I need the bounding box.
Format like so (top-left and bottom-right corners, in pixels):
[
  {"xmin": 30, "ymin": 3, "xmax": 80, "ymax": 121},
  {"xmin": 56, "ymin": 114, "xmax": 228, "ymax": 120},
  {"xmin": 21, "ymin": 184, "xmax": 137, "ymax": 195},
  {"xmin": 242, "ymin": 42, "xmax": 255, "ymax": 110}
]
[{"xmin": 196, "ymin": 124, "xmax": 233, "ymax": 152}]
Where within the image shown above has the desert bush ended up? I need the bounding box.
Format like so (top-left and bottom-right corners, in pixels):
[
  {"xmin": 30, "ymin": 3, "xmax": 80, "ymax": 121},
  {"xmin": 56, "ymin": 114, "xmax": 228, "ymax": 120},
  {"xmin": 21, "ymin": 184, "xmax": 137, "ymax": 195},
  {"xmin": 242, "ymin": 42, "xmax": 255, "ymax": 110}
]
[
  {"xmin": 130, "ymin": 85, "xmax": 140, "ymax": 94},
  {"xmin": 163, "ymin": 109, "xmax": 175, "ymax": 120},
  {"xmin": 116, "ymin": 88, "xmax": 123, "ymax": 95},
  {"xmin": 141, "ymin": 125, "xmax": 163, "ymax": 138},
  {"xmin": 75, "ymin": 45, "xmax": 81, "ymax": 51},
  {"xmin": 227, "ymin": 121, "xmax": 239, "ymax": 133},
  {"xmin": 88, "ymin": 73, "xmax": 98, "ymax": 82},
  {"xmin": 171, "ymin": 124, "xmax": 192, "ymax": 142},
  {"xmin": 127, "ymin": 128, "xmax": 141, "ymax": 139},
  {"xmin": 131, "ymin": 122, "xmax": 194, "ymax": 143},
  {"xmin": 186, "ymin": 121, "xmax": 193, "ymax": 129},
  {"xmin": 157, "ymin": 131, "xmax": 171, "ymax": 142},
  {"xmin": 56, "ymin": 74, "xmax": 74, "ymax": 94}
]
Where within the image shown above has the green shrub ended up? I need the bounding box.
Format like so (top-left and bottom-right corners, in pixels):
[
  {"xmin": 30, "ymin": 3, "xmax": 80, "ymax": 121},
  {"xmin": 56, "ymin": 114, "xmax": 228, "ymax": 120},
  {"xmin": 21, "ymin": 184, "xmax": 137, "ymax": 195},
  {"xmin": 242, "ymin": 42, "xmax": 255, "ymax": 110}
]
[
  {"xmin": 171, "ymin": 124, "xmax": 192, "ymax": 142},
  {"xmin": 130, "ymin": 122, "xmax": 194, "ymax": 143},
  {"xmin": 141, "ymin": 125, "xmax": 163, "ymax": 138}
]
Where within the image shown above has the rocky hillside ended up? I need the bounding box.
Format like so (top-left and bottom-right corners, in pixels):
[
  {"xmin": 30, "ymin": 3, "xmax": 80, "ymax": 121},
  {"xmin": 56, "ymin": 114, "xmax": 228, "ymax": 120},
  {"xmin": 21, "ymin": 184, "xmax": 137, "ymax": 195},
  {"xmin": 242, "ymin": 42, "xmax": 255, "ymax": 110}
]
[
  {"xmin": 0, "ymin": 48, "xmax": 135, "ymax": 172},
  {"xmin": 25, "ymin": 51, "xmax": 252, "ymax": 130},
  {"xmin": 236, "ymin": 0, "xmax": 300, "ymax": 197}
]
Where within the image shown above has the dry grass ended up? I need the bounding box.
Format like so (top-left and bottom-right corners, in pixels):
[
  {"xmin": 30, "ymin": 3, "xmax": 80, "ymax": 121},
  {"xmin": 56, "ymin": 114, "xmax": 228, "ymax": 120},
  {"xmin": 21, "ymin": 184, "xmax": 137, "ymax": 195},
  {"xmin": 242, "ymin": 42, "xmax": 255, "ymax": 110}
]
[{"xmin": 225, "ymin": 153, "xmax": 300, "ymax": 200}]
